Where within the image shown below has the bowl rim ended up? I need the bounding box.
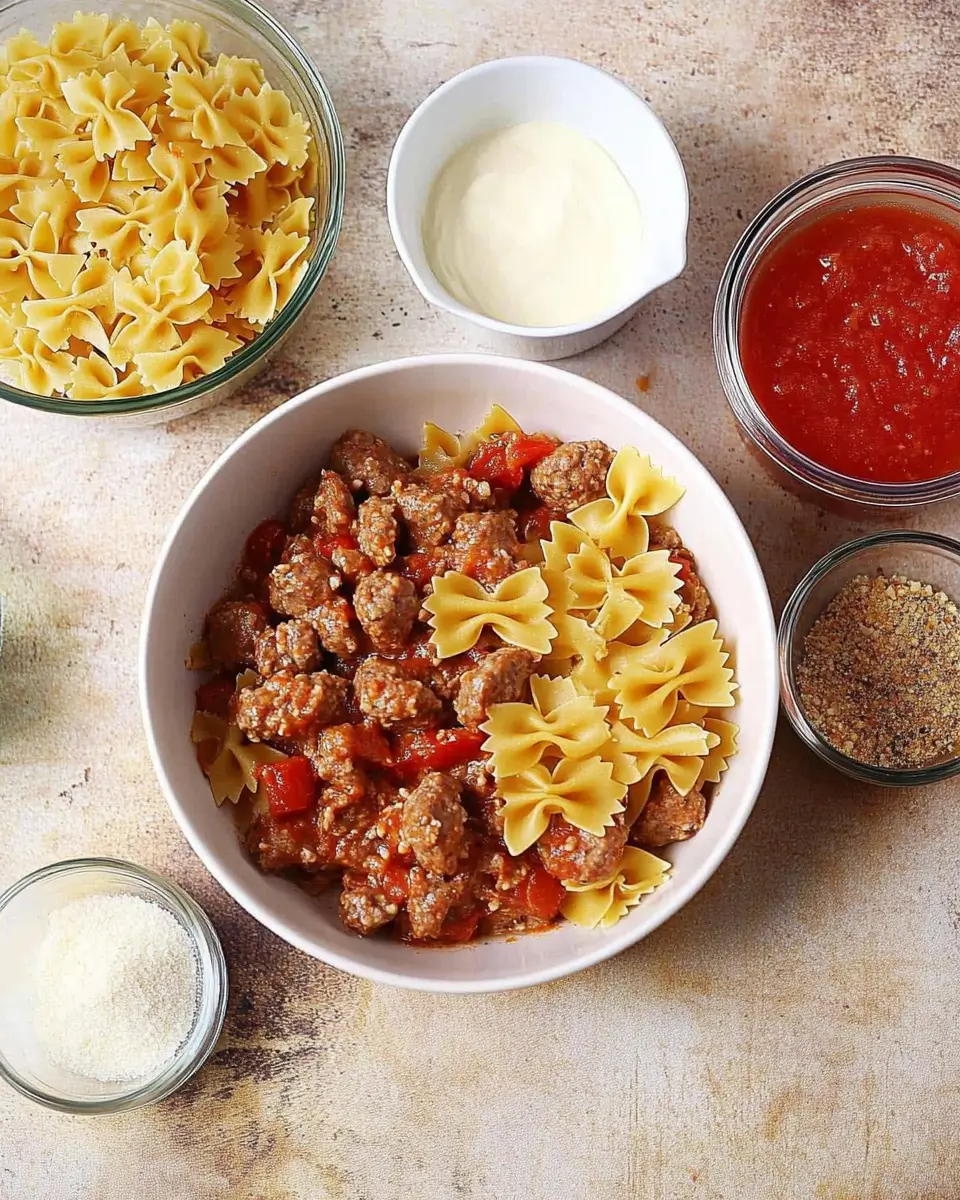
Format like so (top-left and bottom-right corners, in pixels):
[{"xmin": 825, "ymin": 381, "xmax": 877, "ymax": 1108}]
[
  {"xmin": 778, "ymin": 528, "xmax": 960, "ymax": 786},
  {"xmin": 386, "ymin": 55, "xmax": 689, "ymax": 339},
  {"xmin": 139, "ymin": 352, "xmax": 779, "ymax": 993},
  {"xmin": 713, "ymin": 154, "xmax": 960, "ymax": 509},
  {"xmin": 0, "ymin": 856, "xmax": 228, "ymax": 1113},
  {"xmin": 0, "ymin": 0, "xmax": 345, "ymax": 418}
]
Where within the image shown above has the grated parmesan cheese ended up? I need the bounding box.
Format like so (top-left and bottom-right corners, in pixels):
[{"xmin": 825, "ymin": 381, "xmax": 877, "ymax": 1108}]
[{"xmin": 33, "ymin": 893, "xmax": 199, "ymax": 1083}]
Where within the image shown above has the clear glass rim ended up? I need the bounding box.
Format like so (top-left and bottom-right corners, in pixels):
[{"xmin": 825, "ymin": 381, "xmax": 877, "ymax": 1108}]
[
  {"xmin": 0, "ymin": 0, "xmax": 345, "ymax": 418},
  {"xmin": 0, "ymin": 857, "xmax": 228, "ymax": 1114},
  {"xmin": 778, "ymin": 529, "xmax": 960, "ymax": 786},
  {"xmin": 714, "ymin": 154, "xmax": 960, "ymax": 509}
]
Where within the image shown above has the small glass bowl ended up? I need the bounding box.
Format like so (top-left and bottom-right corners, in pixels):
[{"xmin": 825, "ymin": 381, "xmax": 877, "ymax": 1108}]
[
  {"xmin": 714, "ymin": 155, "xmax": 960, "ymax": 514},
  {"xmin": 779, "ymin": 530, "xmax": 960, "ymax": 786},
  {"xmin": 0, "ymin": 858, "xmax": 228, "ymax": 1113},
  {"xmin": 0, "ymin": 0, "xmax": 345, "ymax": 424}
]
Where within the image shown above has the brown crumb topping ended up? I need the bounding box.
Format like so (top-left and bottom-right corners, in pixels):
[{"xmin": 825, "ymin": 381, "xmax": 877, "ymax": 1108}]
[{"xmin": 796, "ymin": 573, "xmax": 960, "ymax": 769}]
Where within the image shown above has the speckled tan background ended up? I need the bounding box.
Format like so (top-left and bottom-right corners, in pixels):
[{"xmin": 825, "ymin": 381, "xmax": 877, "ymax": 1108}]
[{"xmin": 2, "ymin": 1, "xmax": 960, "ymax": 1197}]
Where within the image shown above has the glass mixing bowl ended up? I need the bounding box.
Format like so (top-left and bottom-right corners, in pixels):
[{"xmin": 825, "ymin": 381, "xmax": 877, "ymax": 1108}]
[
  {"xmin": 0, "ymin": 858, "xmax": 228, "ymax": 1113},
  {"xmin": 0, "ymin": 0, "xmax": 344, "ymax": 424}
]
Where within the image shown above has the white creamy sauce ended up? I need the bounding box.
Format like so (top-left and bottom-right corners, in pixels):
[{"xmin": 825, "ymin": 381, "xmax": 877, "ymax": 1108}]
[{"xmin": 422, "ymin": 120, "xmax": 643, "ymax": 328}]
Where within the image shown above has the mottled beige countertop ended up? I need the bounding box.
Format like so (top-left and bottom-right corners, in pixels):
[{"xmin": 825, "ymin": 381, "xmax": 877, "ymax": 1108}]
[{"xmin": 2, "ymin": 1, "xmax": 960, "ymax": 1197}]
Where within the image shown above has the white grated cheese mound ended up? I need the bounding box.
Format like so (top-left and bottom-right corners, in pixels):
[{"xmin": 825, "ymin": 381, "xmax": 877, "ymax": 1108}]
[{"xmin": 34, "ymin": 893, "xmax": 199, "ymax": 1083}]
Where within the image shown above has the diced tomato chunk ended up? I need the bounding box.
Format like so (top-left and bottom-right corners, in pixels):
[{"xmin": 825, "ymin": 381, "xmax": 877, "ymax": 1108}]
[
  {"xmin": 377, "ymin": 861, "xmax": 411, "ymax": 903},
  {"xmin": 433, "ymin": 908, "xmax": 483, "ymax": 943},
  {"xmin": 467, "ymin": 433, "xmax": 558, "ymax": 491},
  {"xmin": 513, "ymin": 861, "xmax": 565, "ymax": 922},
  {"xmin": 195, "ymin": 675, "xmax": 236, "ymax": 720},
  {"xmin": 399, "ymin": 551, "xmax": 447, "ymax": 589},
  {"xmin": 314, "ymin": 532, "xmax": 359, "ymax": 560},
  {"xmin": 392, "ymin": 729, "xmax": 487, "ymax": 780},
  {"xmin": 243, "ymin": 520, "xmax": 287, "ymax": 577},
  {"xmin": 255, "ymin": 756, "xmax": 318, "ymax": 818}
]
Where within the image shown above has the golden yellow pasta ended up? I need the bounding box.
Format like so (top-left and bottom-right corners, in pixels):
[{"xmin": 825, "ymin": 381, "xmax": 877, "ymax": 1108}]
[
  {"xmin": 481, "ymin": 674, "xmax": 611, "ymax": 778},
  {"xmin": 424, "ymin": 567, "xmax": 556, "ymax": 658},
  {"xmin": 499, "ymin": 756, "xmax": 626, "ymax": 856},
  {"xmin": 417, "ymin": 403, "xmax": 523, "ymax": 474},
  {"xmin": 698, "ymin": 716, "xmax": 739, "ymax": 787},
  {"xmin": 611, "ymin": 619, "xmax": 737, "ymax": 736},
  {"xmin": 541, "ymin": 568, "xmax": 604, "ymax": 667},
  {"xmin": 566, "ymin": 541, "xmax": 683, "ymax": 641},
  {"xmin": 560, "ymin": 847, "xmax": 671, "ymax": 929},
  {"xmin": 190, "ymin": 710, "xmax": 286, "ymax": 806},
  {"xmin": 0, "ymin": 11, "xmax": 316, "ymax": 400},
  {"xmin": 570, "ymin": 447, "xmax": 686, "ymax": 559}
]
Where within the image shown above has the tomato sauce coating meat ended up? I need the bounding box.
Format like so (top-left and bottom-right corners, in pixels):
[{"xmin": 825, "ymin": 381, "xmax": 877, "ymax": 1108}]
[{"xmin": 194, "ymin": 425, "xmax": 715, "ymax": 944}]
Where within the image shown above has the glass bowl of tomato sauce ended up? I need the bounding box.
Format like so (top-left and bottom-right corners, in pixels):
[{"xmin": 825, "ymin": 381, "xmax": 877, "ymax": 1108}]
[{"xmin": 714, "ymin": 155, "xmax": 960, "ymax": 513}]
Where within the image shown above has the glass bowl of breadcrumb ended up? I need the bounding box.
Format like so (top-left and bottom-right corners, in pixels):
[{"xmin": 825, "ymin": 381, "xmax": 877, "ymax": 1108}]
[{"xmin": 779, "ymin": 530, "xmax": 960, "ymax": 786}]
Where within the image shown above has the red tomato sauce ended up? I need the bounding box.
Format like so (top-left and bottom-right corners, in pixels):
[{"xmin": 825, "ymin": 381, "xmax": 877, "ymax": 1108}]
[{"xmin": 739, "ymin": 203, "xmax": 960, "ymax": 483}]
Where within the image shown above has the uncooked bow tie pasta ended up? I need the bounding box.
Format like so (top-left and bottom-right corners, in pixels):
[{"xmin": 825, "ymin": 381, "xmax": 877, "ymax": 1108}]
[
  {"xmin": 187, "ymin": 408, "xmax": 740, "ymax": 942},
  {"xmin": 0, "ymin": 12, "xmax": 317, "ymax": 399}
]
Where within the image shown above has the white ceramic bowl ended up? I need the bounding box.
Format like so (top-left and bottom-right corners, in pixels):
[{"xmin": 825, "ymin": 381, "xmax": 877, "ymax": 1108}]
[
  {"xmin": 387, "ymin": 57, "xmax": 689, "ymax": 361},
  {"xmin": 140, "ymin": 354, "xmax": 777, "ymax": 993}
]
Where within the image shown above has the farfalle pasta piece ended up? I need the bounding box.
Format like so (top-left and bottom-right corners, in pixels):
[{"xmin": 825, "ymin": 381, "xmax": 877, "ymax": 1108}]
[
  {"xmin": 208, "ymin": 53, "xmax": 265, "ymax": 97},
  {"xmin": 540, "ymin": 519, "xmax": 593, "ymax": 573},
  {"xmin": 229, "ymin": 227, "xmax": 309, "ymax": 323},
  {"xmin": 566, "ymin": 542, "xmax": 683, "ymax": 641},
  {"xmin": 560, "ymin": 847, "xmax": 671, "ymax": 929},
  {"xmin": 11, "ymin": 179, "xmax": 80, "ymax": 246},
  {"xmin": 607, "ymin": 718, "xmax": 719, "ymax": 796},
  {"xmin": 5, "ymin": 327, "xmax": 75, "ymax": 395},
  {"xmin": 135, "ymin": 322, "xmax": 241, "ymax": 392},
  {"xmin": 0, "ymin": 213, "xmax": 84, "ymax": 300},
  {"xmin": 612, "ymin": 620, "xmax": 737, "ymax": 736},
  {"xmin": 67, "ymin": 355, "xmax": 144, "ymax": 400},
  {"xmin": 166, "ymin": 63, "xmax": 247, "ymax": 148},
  {"xmin": 61, "ymin": 69, "xmax": 153, "ymax": 159},
  {"xmin": 111, "ymin": 240, "xmax": 211, "ymax": 363},
  {"xmin": 698, "ymin": 716, "xmax": 739, "ymax": 787},
  {"xmin": 77, "ymin": 188, "xmax": 161, "ymax": 264},
  {"xmin": 22, "ymin": 257, "xmax": 115, "ymax": 353},
  {"xmin": 541, "ymin": 568, "xmax": 604, "ymax": 667},
  {"xmin": 191, "ymin": 710, "xmax": 286, "ymax": 805},
  {"xmin": 425, "ymin": 567, "xmax": 555, "ymax": 658},
  {"xmin": 499, "ymin": 756, "xmax": 626, "ymax": 856},
  {"xmin": 481, "ymin": 675, "xmax": 610, "ymax": 778},
  {"xmin": 570, "ymin": 447, "xmax": 686, "ymax": 559},
  {"xmin": 417, "ymin": 403, "xmax": 523, "ymax": 474},
  {"xmin": 226, "ymin": 84, "xmax": 310, "ymax": 169},
  {"xmin": 164, "ymin": 19, "xmax": 210, "ymax": 73}
]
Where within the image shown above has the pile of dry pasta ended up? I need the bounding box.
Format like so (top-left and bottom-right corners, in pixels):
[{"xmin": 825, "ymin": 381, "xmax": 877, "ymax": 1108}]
[{"xmin": 0, "ymin": 12, "xmax": 316, "ymax": 399}]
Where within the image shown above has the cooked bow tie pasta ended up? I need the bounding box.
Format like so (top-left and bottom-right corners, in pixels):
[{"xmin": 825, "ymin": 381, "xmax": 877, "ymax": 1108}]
[
  {"xmin": 0, "ymin": 12, "xmax": 317, "ymax": 399},
  {"xmin": 188, "ymin": 407, "xmax": 740, "ymax": 943}
]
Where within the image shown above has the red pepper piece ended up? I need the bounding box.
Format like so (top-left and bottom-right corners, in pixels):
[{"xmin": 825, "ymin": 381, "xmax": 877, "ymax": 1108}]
[
  {"xmin": 314, "ymin": 532, "xmax": 360, "ymax": 561},
  {"xmin": 513, "ymin": 860, "xmax": 565, "ymax": 922},
  {"xmin": 255, "ymin": 756, "xmax": 318, "ymax": 818},
  {"xmin": 392, "ymin": 729, "xmax": 487, "ymax": 780},
  {"xmin": 243, "ymin": 520, "xmax": 287, "ymax": 578}
]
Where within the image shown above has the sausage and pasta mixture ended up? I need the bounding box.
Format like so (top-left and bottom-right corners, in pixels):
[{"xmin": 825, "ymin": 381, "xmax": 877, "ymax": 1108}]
[{"xmin": 191, "ymin": 417, "xmax": 729, "ymax": 944}]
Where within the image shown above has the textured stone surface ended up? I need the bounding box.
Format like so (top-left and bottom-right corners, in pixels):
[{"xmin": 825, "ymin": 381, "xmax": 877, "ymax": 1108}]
[{"xmin": 2, "ymin": 1, "xmax": 960, "ymax": 1197}]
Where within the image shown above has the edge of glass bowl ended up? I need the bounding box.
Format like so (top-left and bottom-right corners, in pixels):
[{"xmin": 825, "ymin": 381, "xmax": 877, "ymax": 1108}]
[
  {"xmin": 0, "ymin": 857, "xmax": 228, "ymax": 1114},
  {"xmin": 713, "ymin": 154, "xmax": 960, "ymax": 509},
  {"xmin": 778, "ymin": 529, "xmax": 960, "ymax": 786},
  {"xmin": 0, "ymin": 0, "xmax": 345, "ymax": 419}
]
